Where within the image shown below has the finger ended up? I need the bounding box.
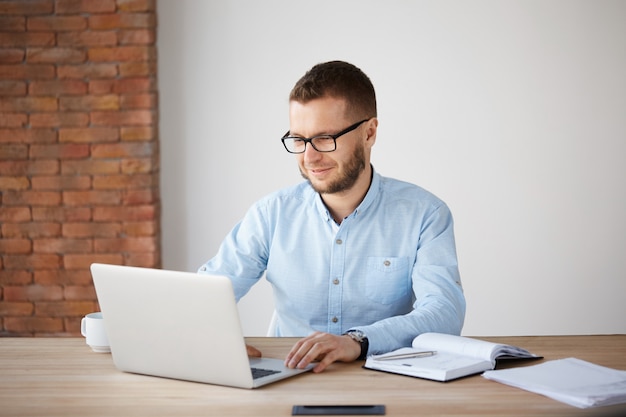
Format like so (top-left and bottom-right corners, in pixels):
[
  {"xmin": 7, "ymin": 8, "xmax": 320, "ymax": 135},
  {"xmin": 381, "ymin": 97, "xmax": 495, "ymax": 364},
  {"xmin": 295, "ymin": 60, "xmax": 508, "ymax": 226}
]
[
  {"xmin": 284, "ymin": 332, "xmax": 320, "ymax": 367},
  {"xmin": 285, "ymin": 332, "xmax": 325, "ymax": 369},
  {"xmin": 246, "ymin": 344, "xmax": 262, "ymax": 357}
]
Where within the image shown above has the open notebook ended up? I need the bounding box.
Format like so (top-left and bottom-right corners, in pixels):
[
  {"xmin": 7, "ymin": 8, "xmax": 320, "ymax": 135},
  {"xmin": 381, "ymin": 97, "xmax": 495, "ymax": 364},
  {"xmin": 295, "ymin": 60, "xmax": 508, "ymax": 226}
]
[{"xmin": 90, "ymin": 263, "xmax": 313, "ymax": 389}]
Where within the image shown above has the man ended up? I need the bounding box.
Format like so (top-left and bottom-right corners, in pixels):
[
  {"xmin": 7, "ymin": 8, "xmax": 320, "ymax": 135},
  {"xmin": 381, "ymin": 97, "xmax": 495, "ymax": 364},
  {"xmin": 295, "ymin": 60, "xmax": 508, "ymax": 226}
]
[{"xmin": 198, "ymin": 61, "xmax": 465, "ymax": 373}]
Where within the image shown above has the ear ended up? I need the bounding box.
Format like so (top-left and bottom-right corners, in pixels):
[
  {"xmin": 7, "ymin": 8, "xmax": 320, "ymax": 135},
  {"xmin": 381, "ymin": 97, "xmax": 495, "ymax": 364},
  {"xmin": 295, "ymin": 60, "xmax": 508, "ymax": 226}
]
[{"xmin": 364, "ymin": 117, "xmax": 378, "ymax": 149}]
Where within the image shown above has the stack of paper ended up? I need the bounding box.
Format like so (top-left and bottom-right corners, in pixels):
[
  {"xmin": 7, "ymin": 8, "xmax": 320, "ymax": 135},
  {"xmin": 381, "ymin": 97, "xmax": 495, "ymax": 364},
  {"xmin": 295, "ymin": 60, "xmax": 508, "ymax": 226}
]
[{"xmin": 483, "ymin": 357, "xmax": 626, "ymax": 409}]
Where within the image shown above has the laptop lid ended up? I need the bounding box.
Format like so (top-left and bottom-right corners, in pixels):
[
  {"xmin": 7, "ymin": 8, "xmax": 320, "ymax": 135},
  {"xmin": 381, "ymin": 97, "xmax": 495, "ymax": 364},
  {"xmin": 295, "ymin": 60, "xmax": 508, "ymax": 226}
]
[{"xmin": 90, "ymin": 263, "xmax": 312, "ymax": 389}]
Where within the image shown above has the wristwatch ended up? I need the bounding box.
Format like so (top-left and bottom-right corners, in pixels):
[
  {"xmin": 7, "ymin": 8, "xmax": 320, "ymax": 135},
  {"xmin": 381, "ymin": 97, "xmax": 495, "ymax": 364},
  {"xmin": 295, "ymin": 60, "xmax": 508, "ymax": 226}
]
[{"xmin": 344, "ymin": 330, "xmax": 369, "ymax": 360}]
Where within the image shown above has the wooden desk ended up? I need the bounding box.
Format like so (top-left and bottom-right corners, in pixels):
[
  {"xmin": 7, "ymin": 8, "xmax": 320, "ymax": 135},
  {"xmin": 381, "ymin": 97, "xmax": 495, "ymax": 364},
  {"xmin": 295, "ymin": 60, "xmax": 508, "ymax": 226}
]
[{"xmin": 1, "ymin": 335, "xmax": 625, "ymax": 416}]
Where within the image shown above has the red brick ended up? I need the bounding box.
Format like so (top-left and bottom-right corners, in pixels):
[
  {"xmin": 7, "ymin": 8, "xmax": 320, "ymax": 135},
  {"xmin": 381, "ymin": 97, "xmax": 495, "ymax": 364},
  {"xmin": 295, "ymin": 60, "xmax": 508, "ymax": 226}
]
[
  {"xmin": 120, "ymin": 93, "xmax": 156, "ymax": 109},
  {"xmin": 2, "ymin": 222, "xmax": 61, "ymax": 238},
  {"xmin": 122, "ymin": 221, "xmax": 156, "ymax": 236},
  {"xmin": 59, "ymin": 127, "xmax": 119, "ymax": 143},
  {"xmin": 4, "ymin": 317, "xmax": 64, "ymax": 334},
  {"xmin": 89, "ymin": 13, "xmax": 155, "ymax": 30},
  {"xmin": 27, "ymin": 16, "xmax": 87, "ymax": 32},
  {"xmin": 27, "ymin": 47, "xmax": 86, "ymax": 64},
  {"xmin": 63, "ymin": 190, "xmax": 121, "ymax": 206},
  {"xmin": 126, "ymin": 252, "xmax": 159, "ymax": 268},
  {"xmin": 0, "ymin": 143, "xmax": 28, "ymax": 159},
  {"xmin": 0, "ymin": 81, "xmax": 26, "ymax": 96},
  {"xmin": 60, "ymin": 94, "xmax": 119, "ymax": 111},
  {"xmin": 29, "ymin": 80, "xmax": 87, "ymax": 96},
  {"xmin": 0, "ymin": 16, "xmax": 26, "ymax": 31},
  {"xmin": 121, "ymin": 157, "xmax": 153, "ymax": 173},
  {"xmin": 4, "ymin": 316, "xmax": 64, "ymax": 336},
  {"xmin": 57, "ymin": 63, "xmax": 117, "ymax": 79},
  {"xmin": 0, "ymin": 128, "xmax": 57, "ymax": 143},
  {"xmin": 57, "ymin": 30, "xmax": 117, "ymax": 47},
  {"xmin": 32, "ymin": 206, "xmax": 90, "ymax": 222},
  {"xmin": 29, "ymin": 112, "xmax": 89, "ymax": 127},
  {"xmin": 33, "ymin": 238, "xmax": 93, "ymax": 254},
  {"xmin": 117, "ymin": 29, "xmax": 155, "ymax": 45},
  {"xmin": 63, "ymin": 253, "xmax": 122, "ymax": 269},
  {"xmin": 56, "ymin": 0, "xmax": 116, "ymax": 14},
  {"xmin": 31, "ymin": 175, "xmax": 91, "ymax": 190},
  {"xmin": 0, "ymin": 1, "xmax": 54, "ymax": 15},
  {"xmin": 0, "ymin": 270, "xmax": 32, "ymax": 285},
  {"xmin": 122, "ymin": 188, "xmax": 157, "ymax": 205},
  {"xmin": 35, "ymin": 269, "xmax": 92, "ymax": 285},
  {"xmin": 0, "ymin": 64, "xmax": 55, "ymax": 80},
  {"xmin": 2, "ymin": 190, "xmax": 61, "ymax": 206},
  {"xmin": 95, "ymin": 236, "xmax": 156, "ymax": 253},
  {"xmin": 0, "ymin": 176, "xmax": 29, "ymax": 189},
  {"xmin": 63, "ymin": 222, "xmax": 121, "ymax": 238},
  {"xmin": 61, "ymin": 159, "xmax": 119, "ymax": 175},
  {"xmin": 114, "ymin": 77, "xmax": 155, "ymax": 93},
  {"xmin": 0, "ymin": 33, "xmax": 55, "ymax": 48},
  {"xmin": 118, "ymin": 61, "xmax": 156, "ymax": 77},
  {"xmin": 88, "ymin": 79, "xmax": 115, "ymax": 94},
  {"xmin": 64, "ymin": 285, "xmax": 97, "ymax": 301},
  {"xmin": 4, "ymin": 284, "xmax": 63, "ymax": 302},
  {"xmin": 117, "ymin": 0, "xmax": 155, "ymax": 12},
  {"xmin": 36, "ymin": 300, "xmax": 96, "ymax": 317},
  {"xmin": 0, "ymin": 48, "xmax": 25, "ymax": 63},
  {"xmin": 0, "ymin": 97, "xmax": 57, "ymax": 112},
  {"xmin": 0, "ymin": 302, "xmax": 34, "ymax": 316},
  {"xmin": 0, "ymin": 113, "xmax": 27, "ymax": 128},
  {"xmin": 93, "ymin": 205, "xmax": 154, "ymax": 222},
  {"xmin": 0, "ymin": 238, "xmax": 31, "ymax": 254},
  {"xmin": 91, "ymin": 110, "xmax": 154, "ymax": 126},
  {"xmin": 0, "ymin": 160, "xmax": 59, "ymax": 175},
  {"xmin": 93, "ymin": 173, "xmax": 153, "ymax": 189},
  {"xmin": 91, "ymin": 141, "xmax": 154, "ymax": 158},
  {"xmin": 120, "ymin": 126, "xmax": 155, "ymax": 141},
  {"xmin": 88, "ymin": 46, "xmax": 155, "ymax": 62},
  {"xmin": 0, "ymin": 206, "xmax": 31, "ymax": 222},
  {"xmin": 30, "ymin": 143, "xmax": 89, "ymax": 159},
  {"xmin": 3, "ymin": 254, "xmax": 61, "ymax": 269}
]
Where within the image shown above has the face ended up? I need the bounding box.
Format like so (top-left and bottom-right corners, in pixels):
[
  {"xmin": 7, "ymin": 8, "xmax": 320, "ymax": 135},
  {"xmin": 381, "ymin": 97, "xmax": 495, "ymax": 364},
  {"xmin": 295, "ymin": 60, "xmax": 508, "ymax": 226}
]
[{"xmin": 288, "ymin": 97, "xmax": 375, "ymax": 195}]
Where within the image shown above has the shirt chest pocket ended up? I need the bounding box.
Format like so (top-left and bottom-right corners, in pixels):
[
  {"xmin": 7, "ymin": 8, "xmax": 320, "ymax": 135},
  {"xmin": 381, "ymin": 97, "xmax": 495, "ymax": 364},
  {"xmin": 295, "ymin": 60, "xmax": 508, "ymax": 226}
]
[{"xmin": 365, "ymin": 257, "xmax": 411, "ymax": 304}]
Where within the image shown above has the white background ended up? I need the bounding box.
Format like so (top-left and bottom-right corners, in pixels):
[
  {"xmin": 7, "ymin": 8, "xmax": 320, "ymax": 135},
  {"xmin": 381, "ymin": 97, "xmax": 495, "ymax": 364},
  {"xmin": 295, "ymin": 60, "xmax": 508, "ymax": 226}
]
[{"xmin": 158, "ymin": 0, "xmax": 626, "ymax": 336}]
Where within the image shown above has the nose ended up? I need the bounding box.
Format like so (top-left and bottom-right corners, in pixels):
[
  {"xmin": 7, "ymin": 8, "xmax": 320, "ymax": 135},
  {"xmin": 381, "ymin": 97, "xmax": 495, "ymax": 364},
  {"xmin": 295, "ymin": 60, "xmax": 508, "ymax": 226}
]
[{"xmin": 302, "ymin": 141, "xmax": 322, "ymax": 162}]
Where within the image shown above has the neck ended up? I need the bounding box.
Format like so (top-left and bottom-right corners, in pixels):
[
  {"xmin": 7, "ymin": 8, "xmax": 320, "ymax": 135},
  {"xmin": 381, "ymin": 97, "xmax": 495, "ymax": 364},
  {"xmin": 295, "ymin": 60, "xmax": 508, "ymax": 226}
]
[{"xmin": 322, "ymin": 165, "xmax": 373, "ymax": 224}]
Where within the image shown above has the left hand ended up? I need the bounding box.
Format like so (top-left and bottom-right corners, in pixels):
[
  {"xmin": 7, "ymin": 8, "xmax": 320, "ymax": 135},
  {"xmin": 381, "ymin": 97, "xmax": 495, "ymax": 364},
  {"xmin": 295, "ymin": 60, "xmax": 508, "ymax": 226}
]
[{"xmin": 284, "ymin": 331, "xmax": 361, "ymax": 373}]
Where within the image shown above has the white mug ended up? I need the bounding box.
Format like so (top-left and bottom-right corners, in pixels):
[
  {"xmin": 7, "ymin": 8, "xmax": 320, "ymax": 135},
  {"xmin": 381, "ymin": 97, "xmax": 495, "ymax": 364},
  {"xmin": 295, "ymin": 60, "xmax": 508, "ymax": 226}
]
[{"xmin": 80, "ymin": 312, "xmax": 110, "ymax": 353}]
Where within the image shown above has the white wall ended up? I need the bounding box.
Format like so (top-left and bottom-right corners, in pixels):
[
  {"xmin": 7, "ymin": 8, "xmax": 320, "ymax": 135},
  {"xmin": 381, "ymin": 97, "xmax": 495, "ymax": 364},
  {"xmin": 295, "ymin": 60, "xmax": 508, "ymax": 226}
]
[{"xmin": 158, "ymin": 0, "xmax": 626, "ymax": 337}]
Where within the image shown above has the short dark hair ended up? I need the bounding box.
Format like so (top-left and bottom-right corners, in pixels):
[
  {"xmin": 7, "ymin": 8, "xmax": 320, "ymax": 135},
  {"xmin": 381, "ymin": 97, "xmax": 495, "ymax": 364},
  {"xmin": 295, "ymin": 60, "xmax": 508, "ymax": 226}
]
[{"xmin": 289, "ymin": 61, "xmax": 377, "ymax": 119}]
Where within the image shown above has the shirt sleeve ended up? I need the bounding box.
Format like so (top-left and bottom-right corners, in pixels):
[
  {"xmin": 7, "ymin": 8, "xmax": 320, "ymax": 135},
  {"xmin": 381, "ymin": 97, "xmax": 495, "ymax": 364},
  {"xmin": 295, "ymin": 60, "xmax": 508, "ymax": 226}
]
[
  {"xmin": 352, "ymin": 202, "xmax": 466, "ymax": 354},
  {"xmin": 197, "ymin": 202, "xmax": 270, "ymax": 301}
]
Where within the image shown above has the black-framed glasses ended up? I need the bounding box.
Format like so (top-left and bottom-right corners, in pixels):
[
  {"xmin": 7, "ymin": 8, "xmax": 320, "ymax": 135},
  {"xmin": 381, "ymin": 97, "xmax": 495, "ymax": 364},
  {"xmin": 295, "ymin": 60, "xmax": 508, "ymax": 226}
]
[{"xmin": 281, "ymin": 118, "xmax": 371, "ymax": 154}]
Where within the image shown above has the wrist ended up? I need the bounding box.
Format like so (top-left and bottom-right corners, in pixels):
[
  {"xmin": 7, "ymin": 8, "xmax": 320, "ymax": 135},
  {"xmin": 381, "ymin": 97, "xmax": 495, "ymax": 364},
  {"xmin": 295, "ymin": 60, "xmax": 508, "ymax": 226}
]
[{"xmin": 343, "ymin": 330, "xmax": 369, "ymax": 360}]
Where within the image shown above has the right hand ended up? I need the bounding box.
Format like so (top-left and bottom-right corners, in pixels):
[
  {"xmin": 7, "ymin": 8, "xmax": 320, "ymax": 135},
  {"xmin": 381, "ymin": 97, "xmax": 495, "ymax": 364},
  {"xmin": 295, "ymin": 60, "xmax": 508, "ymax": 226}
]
[{"xmin": 246, "ymin": 344, "xmax": 262, "ymax": 357}]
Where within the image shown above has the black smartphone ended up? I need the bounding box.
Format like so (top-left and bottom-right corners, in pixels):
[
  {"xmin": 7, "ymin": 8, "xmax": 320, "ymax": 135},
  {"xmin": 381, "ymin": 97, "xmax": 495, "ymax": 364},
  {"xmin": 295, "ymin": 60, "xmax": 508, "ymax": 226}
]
[{"xmin": 292, "ymin": 405, "xmax": 385, "ymax": 415}]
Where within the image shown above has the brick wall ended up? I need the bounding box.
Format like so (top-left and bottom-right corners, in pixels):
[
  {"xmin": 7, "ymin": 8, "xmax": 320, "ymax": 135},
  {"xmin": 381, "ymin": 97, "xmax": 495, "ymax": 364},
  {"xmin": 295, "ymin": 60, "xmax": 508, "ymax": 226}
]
[{"xmin": 0, "ymin": 0, "xmax": 160, "ymax": 336}]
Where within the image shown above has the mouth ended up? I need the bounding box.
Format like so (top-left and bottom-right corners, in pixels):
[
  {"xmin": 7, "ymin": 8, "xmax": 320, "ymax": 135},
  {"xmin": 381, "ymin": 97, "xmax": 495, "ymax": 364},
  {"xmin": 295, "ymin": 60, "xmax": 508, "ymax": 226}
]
[{"xmin": 306, "ymin": 166, "xmax": 333, "ymax": 177}]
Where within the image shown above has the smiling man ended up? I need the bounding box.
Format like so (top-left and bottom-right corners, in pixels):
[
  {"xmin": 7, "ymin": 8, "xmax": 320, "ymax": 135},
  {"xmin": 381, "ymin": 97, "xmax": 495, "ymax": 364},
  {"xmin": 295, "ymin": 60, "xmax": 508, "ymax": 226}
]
[{"xmin": 198, "ymin": 61, "xmax": 466, "ymax": 373}]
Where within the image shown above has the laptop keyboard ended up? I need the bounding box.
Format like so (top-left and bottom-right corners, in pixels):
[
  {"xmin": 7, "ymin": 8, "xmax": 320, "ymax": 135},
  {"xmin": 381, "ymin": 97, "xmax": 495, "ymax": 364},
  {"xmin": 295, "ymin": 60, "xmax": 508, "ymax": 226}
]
[{"xmin": 251, "ymin": 367, "xmax": 282, "ymax": 379}]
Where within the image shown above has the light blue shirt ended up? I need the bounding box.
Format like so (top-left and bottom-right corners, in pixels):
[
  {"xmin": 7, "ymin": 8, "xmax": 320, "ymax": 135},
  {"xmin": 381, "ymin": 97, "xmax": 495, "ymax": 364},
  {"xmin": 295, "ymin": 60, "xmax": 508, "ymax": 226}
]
[{"xmin": 198, "ymin": 170, "xmax": 465, "ymax": 354}]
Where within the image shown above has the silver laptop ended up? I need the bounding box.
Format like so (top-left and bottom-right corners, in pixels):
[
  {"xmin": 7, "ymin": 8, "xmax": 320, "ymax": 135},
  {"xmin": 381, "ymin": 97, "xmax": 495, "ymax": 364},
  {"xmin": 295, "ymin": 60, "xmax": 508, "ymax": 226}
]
[{"xmin": 90, "ymin": 263, "xmax": 313, "ymax": 389}]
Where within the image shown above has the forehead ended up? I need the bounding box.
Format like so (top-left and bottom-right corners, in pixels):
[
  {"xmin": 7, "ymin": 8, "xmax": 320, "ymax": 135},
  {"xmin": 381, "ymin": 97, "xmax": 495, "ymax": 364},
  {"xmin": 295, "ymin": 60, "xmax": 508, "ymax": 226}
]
[{"xmin": 288, "ymin": 97, "xmax": 349, "ymax": 135}]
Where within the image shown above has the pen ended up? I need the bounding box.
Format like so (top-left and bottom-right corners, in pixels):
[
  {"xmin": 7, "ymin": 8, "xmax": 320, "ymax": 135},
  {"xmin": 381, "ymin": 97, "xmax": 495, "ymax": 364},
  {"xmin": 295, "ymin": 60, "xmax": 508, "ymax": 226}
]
[{"xmin": 373, "ymin": 351, "xmax": 437, "ymax": 361}]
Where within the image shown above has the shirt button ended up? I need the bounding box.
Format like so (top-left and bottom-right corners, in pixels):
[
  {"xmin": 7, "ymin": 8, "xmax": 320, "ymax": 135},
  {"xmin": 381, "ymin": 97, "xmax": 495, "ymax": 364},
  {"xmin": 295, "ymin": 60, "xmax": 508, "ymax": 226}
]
[
  {"xmin": 333, "ymin": 278, "xmax": 340, "ymax": 285},
  {"xmin": 335, "ymin": 239, "xmax": 343, "ymax": 245},
  {"xmin": 383, "ymin": 260, "xmax": 391, "ymax": 267},
  {"xmin": 331, "ymin": 316, "xmax": 338, "ymax": 323}
]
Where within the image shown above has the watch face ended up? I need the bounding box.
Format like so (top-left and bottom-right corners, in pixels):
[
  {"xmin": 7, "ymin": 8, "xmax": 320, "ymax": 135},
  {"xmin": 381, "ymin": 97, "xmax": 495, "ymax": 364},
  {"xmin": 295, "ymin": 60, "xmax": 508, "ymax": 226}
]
[{"xmin": 348, "ymin": 330, "xmax": 366, "ymax": 342}]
